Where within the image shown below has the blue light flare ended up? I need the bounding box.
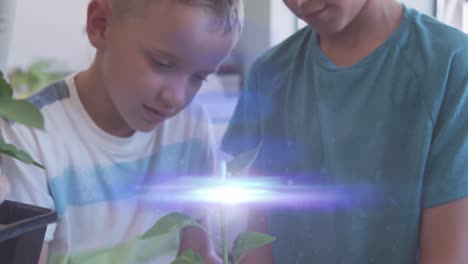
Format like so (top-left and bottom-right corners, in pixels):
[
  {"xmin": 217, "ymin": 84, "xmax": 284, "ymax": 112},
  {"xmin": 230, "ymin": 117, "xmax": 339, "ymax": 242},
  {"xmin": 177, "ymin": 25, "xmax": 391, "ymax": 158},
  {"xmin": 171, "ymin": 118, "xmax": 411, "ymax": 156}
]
[{"xmin": 137, "ymin": 176, "xmax": 352, "ymax": 209}]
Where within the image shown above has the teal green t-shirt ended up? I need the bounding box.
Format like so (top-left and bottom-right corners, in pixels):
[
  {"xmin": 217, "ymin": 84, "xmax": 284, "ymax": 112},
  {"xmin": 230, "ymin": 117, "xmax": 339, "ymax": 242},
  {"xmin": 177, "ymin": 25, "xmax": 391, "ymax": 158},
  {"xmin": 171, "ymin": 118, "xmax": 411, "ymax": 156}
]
[{"xmin": 222, "ymin": 6, "xmax": 468, "ymax": 264}]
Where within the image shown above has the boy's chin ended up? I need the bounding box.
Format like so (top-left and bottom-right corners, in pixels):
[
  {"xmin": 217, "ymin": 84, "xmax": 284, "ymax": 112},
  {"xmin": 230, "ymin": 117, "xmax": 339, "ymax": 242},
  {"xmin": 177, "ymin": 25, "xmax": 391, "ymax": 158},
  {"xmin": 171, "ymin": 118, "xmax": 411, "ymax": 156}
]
[
  {"xmin": 308, "ymin": 19, "xmax": 349, "ymax": 37},
  {"xmin": 133, "ymin": 126, "xmax": 155, "ymax": 134},
  {"xmin": 135, "ymin": 122, "xmax": 164, "ymax": 133},
  {"xmin": 312, "ymin": 24, "xmax": 344, "ymax": 37}
]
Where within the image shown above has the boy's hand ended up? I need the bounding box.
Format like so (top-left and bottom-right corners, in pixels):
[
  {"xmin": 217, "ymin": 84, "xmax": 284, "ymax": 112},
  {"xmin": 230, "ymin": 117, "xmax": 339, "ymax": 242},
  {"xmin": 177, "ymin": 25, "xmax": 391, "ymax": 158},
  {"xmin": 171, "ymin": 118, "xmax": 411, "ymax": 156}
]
[
  {"xmin": 180, "ymin": 218, "xmax": 222, "ymax": 264},
  {"xmin": 203, "ymin": 254, "xmax": 223, "ymax": 264},
  {"xmin": 0, "ymin": 175, "xmax": 10, "ymax": 203}
]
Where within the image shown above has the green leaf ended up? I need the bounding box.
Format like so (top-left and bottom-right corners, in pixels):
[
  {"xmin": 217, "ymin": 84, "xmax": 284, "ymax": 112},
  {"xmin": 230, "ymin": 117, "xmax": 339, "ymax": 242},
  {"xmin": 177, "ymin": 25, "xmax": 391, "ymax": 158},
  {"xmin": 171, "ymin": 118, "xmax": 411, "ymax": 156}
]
[
  {"xmin": 0, "ymin": 71, "xmax": 13, "ymax": 98},
  {"xmin": 171, "ymin": 250, "xmax": 204, "ymax": 264},
  {"xmin": 227, "ymin": 144, "xmax": 261, "ymax": 176},
  {"xmin": 0, "ymin": 98, "xmax": 44, "ymax": 129},
  {"xmin": 0, "ymin": 139, "xmax": 44, "ymax": 169},
  {"xmin": 232, "ymin": 232, "xmax": 276, "ymax": 264},
  {"xmin": 140, "ymin": 213, "xmax": 207, "ymax": 240}
]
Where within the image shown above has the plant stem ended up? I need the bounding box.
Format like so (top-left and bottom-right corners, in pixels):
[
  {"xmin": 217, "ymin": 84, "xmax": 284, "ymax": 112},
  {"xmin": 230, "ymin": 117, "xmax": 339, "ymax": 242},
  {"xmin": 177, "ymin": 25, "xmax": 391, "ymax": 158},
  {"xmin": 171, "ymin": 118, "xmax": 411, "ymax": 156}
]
[
  {"xmin": 221, "ymin": 209, "xmax": 229, "ymax": 264},
  {"xmin": 219, "ymin": 160, "xmax": 229, "ymax": 264}
]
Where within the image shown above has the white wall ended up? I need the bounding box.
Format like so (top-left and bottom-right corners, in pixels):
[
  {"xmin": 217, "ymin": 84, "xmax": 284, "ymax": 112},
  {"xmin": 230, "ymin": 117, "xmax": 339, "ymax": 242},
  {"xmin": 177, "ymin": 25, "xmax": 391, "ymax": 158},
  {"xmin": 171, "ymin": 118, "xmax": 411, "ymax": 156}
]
[
  {"xmin": 5, "ymin": 0, "xmax": 436, "ymax": 77},
  {"xmin": 465, "ymin": 2, "xmax": 468, "ymax": 32},
  {"xmin": 0, "ymin": 0, "xmax": 16, "ymax": 72},
  {"xmin": 401, "ymin": 0, "xmax": 435, "ymax": 15},
  {"xmin": 6, "ymin": 0, "xmax": 93, "ymax": 73},
  {"xmin": 6, "ymin": 0, "xmax": 279, "ymax": 79},
  {"xmin": 270, "ymin": 1, "xmax": 296, "ymax": 47},
  {"xmin": 237, "ymin": 0, "xmax": 271, "ymax": 77}
]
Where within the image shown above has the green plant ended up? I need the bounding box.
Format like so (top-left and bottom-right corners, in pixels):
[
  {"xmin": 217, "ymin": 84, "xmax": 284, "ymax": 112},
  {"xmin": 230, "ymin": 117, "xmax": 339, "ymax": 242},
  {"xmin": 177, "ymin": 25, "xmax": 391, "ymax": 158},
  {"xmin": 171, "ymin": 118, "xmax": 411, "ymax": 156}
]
[
  {"xmin": 0, "ymin": 70, "xmax": 44, "ymax": 168},
  {"xmin": 140, "ymin": 146, "xmax": 276, "ymax": 264}
]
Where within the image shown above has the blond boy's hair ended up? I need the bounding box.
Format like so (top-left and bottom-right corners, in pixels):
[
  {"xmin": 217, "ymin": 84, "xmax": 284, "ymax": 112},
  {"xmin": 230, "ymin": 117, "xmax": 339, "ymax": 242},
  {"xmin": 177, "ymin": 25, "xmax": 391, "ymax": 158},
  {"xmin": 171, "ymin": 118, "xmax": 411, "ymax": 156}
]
[{"xmin": 111, "ymin": 0, "xmax": 244, "ymax": 35}]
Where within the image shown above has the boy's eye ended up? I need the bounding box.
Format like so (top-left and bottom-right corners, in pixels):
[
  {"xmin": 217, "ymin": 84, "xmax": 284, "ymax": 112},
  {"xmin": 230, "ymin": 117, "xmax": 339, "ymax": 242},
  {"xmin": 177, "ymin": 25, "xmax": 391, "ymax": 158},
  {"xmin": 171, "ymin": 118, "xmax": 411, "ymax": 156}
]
[
  {"xmin": 189, "ymin": 74, "xmax": 208, "ymax": 86},
  {"xmin": 151, "ymin": 58, "xmax": 173, "ymax": 69},
  {"xmin": 195, "ymin": 74, "xmax": 208, "ymax": 82}
]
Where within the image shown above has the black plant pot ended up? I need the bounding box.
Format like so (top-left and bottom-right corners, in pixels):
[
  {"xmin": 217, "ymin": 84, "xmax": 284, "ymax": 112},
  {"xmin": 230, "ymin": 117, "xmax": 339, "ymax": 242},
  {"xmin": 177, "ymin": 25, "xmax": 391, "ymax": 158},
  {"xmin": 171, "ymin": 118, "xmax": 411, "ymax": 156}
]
[{"xmin": 0, "ymin": 200, "xmax": 58, "ymax": 264}]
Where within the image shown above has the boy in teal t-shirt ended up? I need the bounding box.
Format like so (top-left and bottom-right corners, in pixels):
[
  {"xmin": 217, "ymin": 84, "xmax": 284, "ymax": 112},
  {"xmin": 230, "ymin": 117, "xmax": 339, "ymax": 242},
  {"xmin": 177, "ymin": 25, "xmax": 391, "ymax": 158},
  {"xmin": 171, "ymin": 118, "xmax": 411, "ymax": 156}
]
[{"xmin": 222, "ymin": 1, "xmax": 468, "ymax": 263}]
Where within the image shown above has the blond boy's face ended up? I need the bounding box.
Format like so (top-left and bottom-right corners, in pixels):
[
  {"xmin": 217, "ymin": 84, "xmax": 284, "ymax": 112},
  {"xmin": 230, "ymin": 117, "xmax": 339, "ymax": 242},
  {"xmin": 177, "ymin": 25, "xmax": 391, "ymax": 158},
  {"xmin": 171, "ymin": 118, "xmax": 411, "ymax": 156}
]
[
  {"xmin": 98, "ymin": 1, "xmax": 236, "ymax": 133},
  {"xmin": 283, "ymin": 0, "xmax": 368, "ymax": 35}
]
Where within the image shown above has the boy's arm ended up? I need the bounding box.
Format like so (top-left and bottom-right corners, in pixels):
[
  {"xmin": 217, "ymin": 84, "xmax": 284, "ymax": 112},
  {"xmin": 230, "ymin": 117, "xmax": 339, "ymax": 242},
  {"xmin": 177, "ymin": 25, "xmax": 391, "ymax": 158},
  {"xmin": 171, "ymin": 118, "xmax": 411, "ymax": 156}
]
[
  {"xmin": 419, "ymin": 197, "xmax": 468, "ymax": 264},
  {"xmin": 420, "ymin": 48, "xmax": 468, "ymax": 263},
  {"xmin": 179, "ymin": 217, "xmax": 221, "ymax": 264},
  {"xmin": 0, "ymin": 120, "xmax": 57, "ymax": 249},
  {"xmin": 39, "ymin": 243, "xmax": 49, "ymax": 264},
  {"xmin": 240, "ymin": 209, "xmax": 274, "ymax": 264}
]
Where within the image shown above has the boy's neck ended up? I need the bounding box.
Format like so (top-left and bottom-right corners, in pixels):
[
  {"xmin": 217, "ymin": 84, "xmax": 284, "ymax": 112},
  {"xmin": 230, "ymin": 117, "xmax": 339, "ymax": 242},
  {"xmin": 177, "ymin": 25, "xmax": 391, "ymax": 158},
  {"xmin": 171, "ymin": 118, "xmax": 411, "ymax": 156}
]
[
  {"xmin": 75, "ymin": 63, "xmax": 136, "ymax": 138},
  {"xmin": 319, "ymin": 0, "xmax": 404, "ymax": 67}
]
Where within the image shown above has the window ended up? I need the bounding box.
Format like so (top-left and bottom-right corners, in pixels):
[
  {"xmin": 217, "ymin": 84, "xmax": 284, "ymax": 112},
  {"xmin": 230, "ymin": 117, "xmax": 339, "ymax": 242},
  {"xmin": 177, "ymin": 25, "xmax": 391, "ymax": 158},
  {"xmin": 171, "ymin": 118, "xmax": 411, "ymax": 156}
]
[
  {"xmin": 464, "ymin": 1, "xmax": 468, "ymax": 33},
  {"xmin": 270, "ymin": 1, "xmax": 297, "ymax": 47},
  {"xmin": 296, "ymin": 19, "xmax": 307, "ymax": 31},
  {"xmin": 437, "ymin": 0, "xmax": 468, "ymax": 33}
]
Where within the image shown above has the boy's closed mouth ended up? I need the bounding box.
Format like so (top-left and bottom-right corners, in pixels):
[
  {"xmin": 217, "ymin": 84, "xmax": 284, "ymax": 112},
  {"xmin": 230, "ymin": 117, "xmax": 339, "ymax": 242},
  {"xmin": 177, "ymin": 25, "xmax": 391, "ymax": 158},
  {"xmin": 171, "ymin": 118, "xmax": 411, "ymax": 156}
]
[
  {"xmin": 143, "ymin": 104, "xmax": 169, "ymax": 123},
  {"xmin": 303, "ymin": 4, "xmax": 328, "ymax": 18}
]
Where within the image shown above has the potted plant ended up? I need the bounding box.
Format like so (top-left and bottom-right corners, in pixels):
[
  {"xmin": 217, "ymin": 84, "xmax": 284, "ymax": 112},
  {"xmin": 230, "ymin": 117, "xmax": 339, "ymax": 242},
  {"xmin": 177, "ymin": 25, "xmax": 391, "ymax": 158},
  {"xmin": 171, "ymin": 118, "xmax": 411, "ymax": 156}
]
[{"xmin": 0, "ymin": 70, "xmax": 58, "ymax": 264}]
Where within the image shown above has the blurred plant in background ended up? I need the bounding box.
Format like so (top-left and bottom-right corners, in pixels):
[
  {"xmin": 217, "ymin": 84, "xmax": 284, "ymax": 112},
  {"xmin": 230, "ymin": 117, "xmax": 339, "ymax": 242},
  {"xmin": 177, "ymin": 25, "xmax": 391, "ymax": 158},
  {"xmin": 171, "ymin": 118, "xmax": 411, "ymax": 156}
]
[{"xmin": 8, "ymin": 59, "xmax": 67, "ymax": 98}]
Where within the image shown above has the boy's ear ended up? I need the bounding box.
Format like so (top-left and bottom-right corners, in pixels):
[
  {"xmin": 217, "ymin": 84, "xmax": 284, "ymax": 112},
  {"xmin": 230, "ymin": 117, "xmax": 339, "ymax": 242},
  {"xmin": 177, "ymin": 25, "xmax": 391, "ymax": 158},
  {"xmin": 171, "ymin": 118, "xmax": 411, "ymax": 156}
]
[{"xmin": 86, "ymin": 0, "xmax": 112, "ymax": 49}]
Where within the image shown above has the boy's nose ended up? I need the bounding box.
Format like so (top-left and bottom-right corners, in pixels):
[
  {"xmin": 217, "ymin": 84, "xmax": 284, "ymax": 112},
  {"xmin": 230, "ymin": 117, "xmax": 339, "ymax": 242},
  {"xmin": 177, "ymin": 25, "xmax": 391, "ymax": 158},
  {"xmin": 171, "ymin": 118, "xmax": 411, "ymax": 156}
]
[
  {"xmin": 284, "ymin": 0, "xmax": 317, "ymax": 10},
  {"xmin": 158, "ymin": 83, "xmax": 187, "ymax": 113},
  {"xmin": 292, "ymin": 0, "xmax": 319, "ymax": 7},
  {"xmin": 287, "ymin": 0, "xmax": 309, "ymax": 6}
]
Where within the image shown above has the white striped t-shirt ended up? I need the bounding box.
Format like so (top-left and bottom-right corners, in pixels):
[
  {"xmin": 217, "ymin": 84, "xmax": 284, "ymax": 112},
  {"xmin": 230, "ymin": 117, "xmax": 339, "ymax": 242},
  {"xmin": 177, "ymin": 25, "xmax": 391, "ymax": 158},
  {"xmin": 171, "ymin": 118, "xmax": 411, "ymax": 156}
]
[{"xmin": 1, "ymin": 74, "xmax": 216, "ymax": 263}]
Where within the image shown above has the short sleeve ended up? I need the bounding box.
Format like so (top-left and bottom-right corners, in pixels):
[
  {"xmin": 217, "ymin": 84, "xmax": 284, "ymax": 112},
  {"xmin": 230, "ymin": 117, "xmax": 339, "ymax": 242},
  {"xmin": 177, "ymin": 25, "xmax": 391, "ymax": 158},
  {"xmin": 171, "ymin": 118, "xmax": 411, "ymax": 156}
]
[
  {"xmin": 221, "ymin": 63, "xmax": 263, "ymax": 156},
  {"xmin": 422, "ymin": 48, "xmax": 468, "ymax": 208},
  {"xmin": 0, "ymin": 119, "xmax": 57, "ymax": 242}
]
